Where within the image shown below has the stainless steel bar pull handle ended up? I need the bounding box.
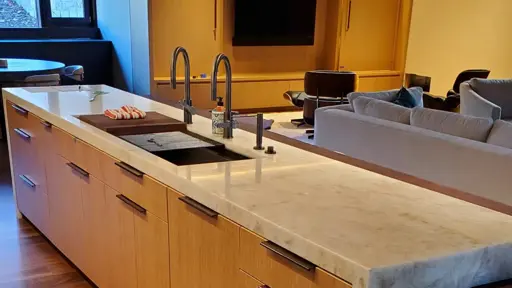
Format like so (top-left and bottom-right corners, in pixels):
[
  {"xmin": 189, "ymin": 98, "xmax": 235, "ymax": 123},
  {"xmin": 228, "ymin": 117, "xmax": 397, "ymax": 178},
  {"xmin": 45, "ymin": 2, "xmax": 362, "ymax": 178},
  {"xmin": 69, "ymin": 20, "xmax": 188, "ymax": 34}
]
[
  {"xmin": 116, "ymin": 194, "xmax": 147, "ymax": 215},
  {"xmin": 260, "ymin": 241, "xmax": 316, "ymax": 272},
  {"xmin": 19, "ymin": 175, "xmax": 36, "ymax": 188},
  {"xmin": 179, "ymin": 196, "xmax": 219, "ymax": 218},
  {"xmin": 40, "ymin": 120, "xmax": 52, "ymax": 128},
  {"xmin": 115, "ymin": 162, "xmax": 144, "ymax": 178},
  {"xmin": 66, "ymin": 162, "xmax": 89, "ymax": 178},
  {"xmin": 11, "ymin": 104, "xmax": 28, "ymax": 115},
  {"xmin": 14, "ymin": 128, "xmax": 31, "ymax": 140}
]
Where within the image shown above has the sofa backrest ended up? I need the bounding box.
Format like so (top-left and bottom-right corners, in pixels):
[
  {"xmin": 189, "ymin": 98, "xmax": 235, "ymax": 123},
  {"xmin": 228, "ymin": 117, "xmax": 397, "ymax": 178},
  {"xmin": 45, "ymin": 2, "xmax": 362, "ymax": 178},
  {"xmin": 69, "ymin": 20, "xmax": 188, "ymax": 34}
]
[
  {"xmin": 470, "ymin": 78, "xmax": 512, "ymax": 118},
  {"xmin": 410, "ymin": 107, "xmax": 494, "ymax": 142},
  {"xmin": 347, "ymin": 87, "xmax": 424, "ymax": 108}
]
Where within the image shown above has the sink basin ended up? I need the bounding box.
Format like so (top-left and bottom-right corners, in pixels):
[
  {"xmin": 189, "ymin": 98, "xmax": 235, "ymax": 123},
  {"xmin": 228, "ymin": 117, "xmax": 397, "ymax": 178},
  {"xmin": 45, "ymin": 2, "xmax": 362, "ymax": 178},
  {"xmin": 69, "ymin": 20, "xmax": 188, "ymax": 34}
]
[
  {"xmin": 119, "ymin": 130, "xmax": 250, "ymax": 166},
  {"xmin": 153, "ymin": 146, "xmax": 250, "ymax": 166}
]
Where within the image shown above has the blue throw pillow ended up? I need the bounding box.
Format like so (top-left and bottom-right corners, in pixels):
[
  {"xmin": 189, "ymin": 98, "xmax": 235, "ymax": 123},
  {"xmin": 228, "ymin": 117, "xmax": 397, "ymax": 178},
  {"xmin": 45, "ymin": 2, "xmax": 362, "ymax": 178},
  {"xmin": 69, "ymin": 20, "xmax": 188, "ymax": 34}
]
[{"xmin": 393, "ymin": 87, "xmax": 419, "ymax": 108}]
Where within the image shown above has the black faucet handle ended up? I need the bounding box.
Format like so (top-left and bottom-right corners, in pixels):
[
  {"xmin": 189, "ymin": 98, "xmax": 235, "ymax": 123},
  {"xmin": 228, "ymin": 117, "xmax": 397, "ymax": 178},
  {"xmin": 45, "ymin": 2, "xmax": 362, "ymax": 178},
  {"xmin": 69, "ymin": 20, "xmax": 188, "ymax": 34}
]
[{"xmin": 178, "ymin": 100, "xmax": 196, "ymax": 115}]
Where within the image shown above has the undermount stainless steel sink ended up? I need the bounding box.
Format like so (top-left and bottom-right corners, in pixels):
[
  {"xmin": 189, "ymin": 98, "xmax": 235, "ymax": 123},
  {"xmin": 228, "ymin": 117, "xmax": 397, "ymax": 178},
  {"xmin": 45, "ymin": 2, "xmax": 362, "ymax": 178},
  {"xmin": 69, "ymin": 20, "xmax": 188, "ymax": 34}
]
[{"xmin": 119, "ymin": 130, "xmax": 250, "ymax": 166}]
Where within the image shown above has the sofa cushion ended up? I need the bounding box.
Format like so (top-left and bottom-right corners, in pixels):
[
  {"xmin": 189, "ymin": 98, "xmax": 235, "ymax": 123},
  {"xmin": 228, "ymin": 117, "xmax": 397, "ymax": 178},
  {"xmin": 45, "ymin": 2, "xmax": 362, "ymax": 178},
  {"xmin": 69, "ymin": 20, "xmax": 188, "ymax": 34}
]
[
  {"xmin": 348, "ymin": 87, "xmax": 424, "ymax": 109},
  {"xmin": 487, "ymin": 120, "xmax": 512, "ymax": 149},
  {"xmin": 353, "ymin": 96, "xmax": 411, "ymax": 124},
  {"xmin": 410, "ymin": 107, "xmax": 493, "ymax": 142},
  {"xmin": 392, "ymin": 87, "xmax": 420, "ymax": 108},
  {"xmin": 470, "ymin": 78, "xmax": 512, "ymax": 118}
]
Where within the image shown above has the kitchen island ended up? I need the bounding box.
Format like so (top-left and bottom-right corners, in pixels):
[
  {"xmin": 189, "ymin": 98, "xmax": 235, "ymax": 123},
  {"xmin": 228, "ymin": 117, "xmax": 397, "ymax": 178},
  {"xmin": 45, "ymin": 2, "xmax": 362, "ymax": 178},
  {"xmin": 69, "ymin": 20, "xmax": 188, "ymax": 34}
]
[{"xmin": 3, "ymin": 85, "xmax": 512, "ymax": 288}]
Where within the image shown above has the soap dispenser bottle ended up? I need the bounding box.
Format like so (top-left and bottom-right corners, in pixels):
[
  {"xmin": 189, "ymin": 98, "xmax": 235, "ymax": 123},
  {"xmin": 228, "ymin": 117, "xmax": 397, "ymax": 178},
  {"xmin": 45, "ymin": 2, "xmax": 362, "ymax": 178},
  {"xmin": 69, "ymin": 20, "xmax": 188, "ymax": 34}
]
[{"xmin": 212, "ymin": 96, "xmax": 225, "ymax": 135}]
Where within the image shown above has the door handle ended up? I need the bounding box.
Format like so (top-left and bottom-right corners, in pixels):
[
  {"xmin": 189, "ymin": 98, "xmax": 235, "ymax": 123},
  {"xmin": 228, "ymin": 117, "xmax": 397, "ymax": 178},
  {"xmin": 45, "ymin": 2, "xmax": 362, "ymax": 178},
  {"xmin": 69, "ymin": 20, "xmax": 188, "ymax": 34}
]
[
  {"xmin": 40, "ymin": 120, "xmax": 52, "ymax": 128},
  {"xmin": 19, "ymin": 175, "xmax": 36, "ymax": 188},
  {"xmin": 179, "ymin": 196, "xmax": 218, "ymax": 218},
  {"xmin": 115, "ymin": 162, "xmax": 144, "ymax": 178},
  {"xmin": 346, "ymin": 0, "xmax": 352, "ymax": 32},
  {"xmin": 260, "ymin": 241, "xmax": 316, "ymax": 272},
  {"xmin": 66, "ymin": 162, "xmax": 89, "ymax": 178},
  {"xmin": 116, "ymin": 194, "xmax": 147, "ymax": 215},
  {"xmin": 13, "ymin": 128, "xmax": 31, "ymax": 140},
  {"xmin": 11, "ymin": 104, "xmax": 28, "ymax": 116}
]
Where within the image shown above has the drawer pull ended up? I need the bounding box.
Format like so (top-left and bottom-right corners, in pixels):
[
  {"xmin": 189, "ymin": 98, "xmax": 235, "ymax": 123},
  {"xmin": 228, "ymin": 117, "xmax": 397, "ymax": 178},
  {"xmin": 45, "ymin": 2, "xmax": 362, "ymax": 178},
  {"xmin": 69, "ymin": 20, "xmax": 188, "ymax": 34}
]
[
  {"xmin": 260, "ymin": 241, "xmax": 316, "ymax": 272},
  {"xmin": 13, "ymin": 128, "xmax": 31, "ymax": 140},
  {"xmin": 19, "ymin": 175, "xmax": 36, "ymax": 188},
  {"xmin": 12, "ymin": 104, "xmax": 28, "ymax": 115},
  {"xmin": 66, "ymin": 162, "xmax": 89, "ymax": 178},
  {"xmin": 179, "ymin": 196, "xmax": 218, "ymax": 218},
  {"xmin": 115, "ymin": 162, "xmax": 144, "ymax": 178},
  {"xmin": 259, "ymin": 286, "xmax": 270, "ymax": 288},
  {"xmin": 116, "ymin": 194, "xmax": 147, "ymax": 215},
  {"xmin": 40, "ymin": 120, "xmax": 52, "ymax": 128}
]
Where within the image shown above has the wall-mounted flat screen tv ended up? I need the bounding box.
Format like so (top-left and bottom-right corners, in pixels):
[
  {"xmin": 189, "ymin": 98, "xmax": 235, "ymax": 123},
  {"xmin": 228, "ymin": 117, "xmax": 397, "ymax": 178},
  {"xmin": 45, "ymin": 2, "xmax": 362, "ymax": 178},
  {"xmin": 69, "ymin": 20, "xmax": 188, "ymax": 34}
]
[{"xmin": 233, "ymin": 0, "xmax": 317, "ymax": 46}]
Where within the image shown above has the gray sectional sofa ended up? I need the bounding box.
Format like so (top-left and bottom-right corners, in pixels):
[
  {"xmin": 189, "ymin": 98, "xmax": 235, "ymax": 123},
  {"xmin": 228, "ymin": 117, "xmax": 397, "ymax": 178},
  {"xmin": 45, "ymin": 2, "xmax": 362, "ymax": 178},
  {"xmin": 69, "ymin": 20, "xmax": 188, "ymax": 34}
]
[{"xmin": 315, "ymin": 88, "xmax": 512, "ymax": 207}]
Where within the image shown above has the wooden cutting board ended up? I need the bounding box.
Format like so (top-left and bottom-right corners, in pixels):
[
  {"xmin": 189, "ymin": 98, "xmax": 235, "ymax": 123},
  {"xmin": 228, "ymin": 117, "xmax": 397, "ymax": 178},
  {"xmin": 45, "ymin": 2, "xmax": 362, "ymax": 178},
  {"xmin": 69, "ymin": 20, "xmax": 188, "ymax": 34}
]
[{"xmin": 78, "ymin": 112, "xmax": 187, "ymax": 136}]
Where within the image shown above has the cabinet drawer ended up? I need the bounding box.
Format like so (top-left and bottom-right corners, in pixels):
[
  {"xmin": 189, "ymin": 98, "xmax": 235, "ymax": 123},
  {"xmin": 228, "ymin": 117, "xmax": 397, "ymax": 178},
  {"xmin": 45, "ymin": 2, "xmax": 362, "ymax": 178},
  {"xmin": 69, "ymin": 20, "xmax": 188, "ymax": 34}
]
[
  {"xmin": 6, "ymin": 101, "xmax": 30, "ymax": 130},
  {"xmin": 240, "ymin": 228, "xmax": 351, "ymax": 288},
  {"xmin": 239, "ymin": 269, "xmax": 265, "ymax": 288},
  {"xmin": 53, "ymin": 128, "xmax": 102, "ymax": 178},
  {"xmin": 100, "ymin": 154, "xmax": 168, "ymax": 221},
  {"xmin": 14, "ymin": 172, "xmax": 50, "ymax": 236},
  {"xmin": 7, "ymin": 106, "xmax": 48, "ymax": 195}
]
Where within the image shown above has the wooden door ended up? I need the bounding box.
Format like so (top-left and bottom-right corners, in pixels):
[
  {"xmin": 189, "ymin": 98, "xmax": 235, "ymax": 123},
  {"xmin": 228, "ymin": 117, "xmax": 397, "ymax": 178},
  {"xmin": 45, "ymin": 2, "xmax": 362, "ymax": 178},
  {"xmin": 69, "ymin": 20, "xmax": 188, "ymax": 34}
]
[
  {"xmin": 150, "ymin": 0, "xmax": 221, "ymax": 77},
  {"xmin": 338, "ymin": 0, "xmax": 401, "ymax": 71},
  {"xmin": 46, "ymin": 154, "xmax": 86, "ymax": 268},
  {"xmin": 104, "ymin": 185, "xmax": 137, "ymax": 288},
  {"xmin": 134, "ymin": 210, "xmax": 170, "ymax": 288},
  {"xmin": 169, "ymin": 189, "xmax": 239, "ymax": 288},
  {"xmin": 81, "ymin": 175, "xmax": 108, "ymax": 287}
]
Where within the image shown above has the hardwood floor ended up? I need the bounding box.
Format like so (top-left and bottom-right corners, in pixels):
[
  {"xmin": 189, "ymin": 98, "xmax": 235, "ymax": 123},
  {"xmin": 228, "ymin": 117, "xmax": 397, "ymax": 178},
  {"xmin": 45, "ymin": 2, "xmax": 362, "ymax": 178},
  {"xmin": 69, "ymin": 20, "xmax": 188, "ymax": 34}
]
[{"xmin": 0, "ymin": 140, "xmax": 92, "ymax": 288}]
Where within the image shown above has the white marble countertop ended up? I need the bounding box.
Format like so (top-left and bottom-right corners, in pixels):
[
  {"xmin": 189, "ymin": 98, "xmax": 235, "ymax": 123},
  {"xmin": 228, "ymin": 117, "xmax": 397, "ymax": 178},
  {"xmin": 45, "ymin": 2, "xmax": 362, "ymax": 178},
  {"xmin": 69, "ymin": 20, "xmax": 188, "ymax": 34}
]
[{"xmin": 3, "ymin": 85, "xmax": 512, "ymax": 288}]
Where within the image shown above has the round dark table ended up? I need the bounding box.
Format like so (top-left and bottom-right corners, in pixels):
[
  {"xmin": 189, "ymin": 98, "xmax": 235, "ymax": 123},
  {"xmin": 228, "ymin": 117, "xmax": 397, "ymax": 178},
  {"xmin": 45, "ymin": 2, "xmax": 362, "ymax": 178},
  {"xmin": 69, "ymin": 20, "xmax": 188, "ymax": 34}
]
[{"xmin": 0, "ymin": 58, "xmax": 65, "ymax": 83}]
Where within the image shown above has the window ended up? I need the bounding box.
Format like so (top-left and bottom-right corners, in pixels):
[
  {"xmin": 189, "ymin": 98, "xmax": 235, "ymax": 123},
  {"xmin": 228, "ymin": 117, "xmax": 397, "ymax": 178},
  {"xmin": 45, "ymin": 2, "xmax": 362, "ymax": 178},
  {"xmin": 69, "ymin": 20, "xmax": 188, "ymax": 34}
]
[{"xmin": 0, "ymin": 0, "xmax": 93, "ymax": 28}]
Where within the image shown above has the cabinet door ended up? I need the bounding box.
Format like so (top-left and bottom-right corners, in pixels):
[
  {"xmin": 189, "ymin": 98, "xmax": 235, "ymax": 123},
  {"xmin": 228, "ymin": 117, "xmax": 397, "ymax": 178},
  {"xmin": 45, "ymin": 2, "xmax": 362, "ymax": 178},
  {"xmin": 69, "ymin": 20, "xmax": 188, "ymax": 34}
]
[
  {"xmin": 169, "ymin": 189, "xmax": 239, "ymax": 288},
  {"xmin": 105, "ymin": 185, "xmax": 137, "ymax": 288},
  {"xmin": 134, "ymin": 210, "xmax": 170, "ymax": 288},
  {"xmin": 81, "ymin": 176, "xmax": 108, "ymax": 287},
  {"xmin": 46, "ymin": 154, "xmax": 86, "ymax": 268},
  {"xmin": 151, "ymin": 0, "xmax": 220, "ymax": 77},
  {"xmin": 339, "ymin": 0, "xmax": 401, "ymax": 70}
]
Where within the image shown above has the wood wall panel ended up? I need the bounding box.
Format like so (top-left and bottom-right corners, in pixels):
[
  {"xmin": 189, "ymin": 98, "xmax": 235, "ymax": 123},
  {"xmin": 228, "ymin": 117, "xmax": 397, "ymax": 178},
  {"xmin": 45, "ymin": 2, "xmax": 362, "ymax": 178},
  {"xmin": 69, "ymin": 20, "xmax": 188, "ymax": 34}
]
[
  {"xmin": 357, "ymin": 75, "xmax": 402, "ymax": 92},
  {"xmin": 221, "ymin": 0, "xmax": 329, "ymax": 74}
]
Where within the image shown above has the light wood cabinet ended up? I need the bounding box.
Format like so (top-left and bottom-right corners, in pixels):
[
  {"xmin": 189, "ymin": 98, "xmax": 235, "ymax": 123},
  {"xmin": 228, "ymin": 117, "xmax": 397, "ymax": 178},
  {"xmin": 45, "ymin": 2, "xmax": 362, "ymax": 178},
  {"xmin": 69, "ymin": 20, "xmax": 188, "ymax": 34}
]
[
  {"xmin": 240, "ymin": 228, "xmax": 351, "ymax": 288},
  {"xmin": 6, "ymin": 103, "xmax": 51, "ymax": 236},
  {"xmin": 151, "ymin": 0, "xmax": 221, "ymax": 77},
  {"xmin": 105, "ymin": 185, "xmax": 138, "ymax": 288},
  {"xmin": 105, "ymin": 185, "xmax": 170, "ymax": 288},
  {"xmin": 169, "ymin": 189, "xmax": 239, "ymax": 288},
  {"xmin": 81, "ymin": 175, "xmax": 108, "ymax": 287},
  {"xmin": 46, "ymin": 154, "xmax": 86, "ymax": 268},
  {"xmin": 338, "ymin": 0, "xmax": 401, "ymax": 71}
]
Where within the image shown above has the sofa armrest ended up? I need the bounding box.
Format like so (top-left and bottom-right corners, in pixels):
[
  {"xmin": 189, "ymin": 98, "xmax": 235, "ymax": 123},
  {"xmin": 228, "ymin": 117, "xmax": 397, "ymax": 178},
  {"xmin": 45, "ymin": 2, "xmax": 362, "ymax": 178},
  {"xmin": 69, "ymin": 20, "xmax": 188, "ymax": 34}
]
[{"xmin": 460, "ymin": 82, "xmax": 501, "ymax": 120}]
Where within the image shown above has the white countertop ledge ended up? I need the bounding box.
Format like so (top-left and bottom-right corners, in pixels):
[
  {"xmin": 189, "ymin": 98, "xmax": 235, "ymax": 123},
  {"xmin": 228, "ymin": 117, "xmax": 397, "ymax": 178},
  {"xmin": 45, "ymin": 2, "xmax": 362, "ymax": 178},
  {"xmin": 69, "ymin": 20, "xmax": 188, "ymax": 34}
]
[{"xmin": 3, "ymin": 85, "xmax": 512, "ymax": 288}]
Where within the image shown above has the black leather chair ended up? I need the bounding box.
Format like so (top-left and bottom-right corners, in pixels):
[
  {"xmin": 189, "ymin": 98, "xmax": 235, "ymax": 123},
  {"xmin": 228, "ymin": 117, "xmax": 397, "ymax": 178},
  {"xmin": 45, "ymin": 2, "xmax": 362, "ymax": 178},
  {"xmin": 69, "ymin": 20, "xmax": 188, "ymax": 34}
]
[
  {"xmin": 283, "ymin": 71, "xmax": 357, "ymax": 129},
  {"xmin": 447, "ymin": 69, "xmax": 490, "ymax": 96}
]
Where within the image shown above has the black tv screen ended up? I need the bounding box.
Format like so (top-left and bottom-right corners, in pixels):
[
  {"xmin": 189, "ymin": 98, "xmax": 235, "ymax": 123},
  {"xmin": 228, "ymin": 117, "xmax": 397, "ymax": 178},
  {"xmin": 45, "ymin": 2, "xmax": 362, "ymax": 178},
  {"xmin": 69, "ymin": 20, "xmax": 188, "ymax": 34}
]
[{"xmin": 233, "ymin": 0, "xmax": 317, "ymax": 46}]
